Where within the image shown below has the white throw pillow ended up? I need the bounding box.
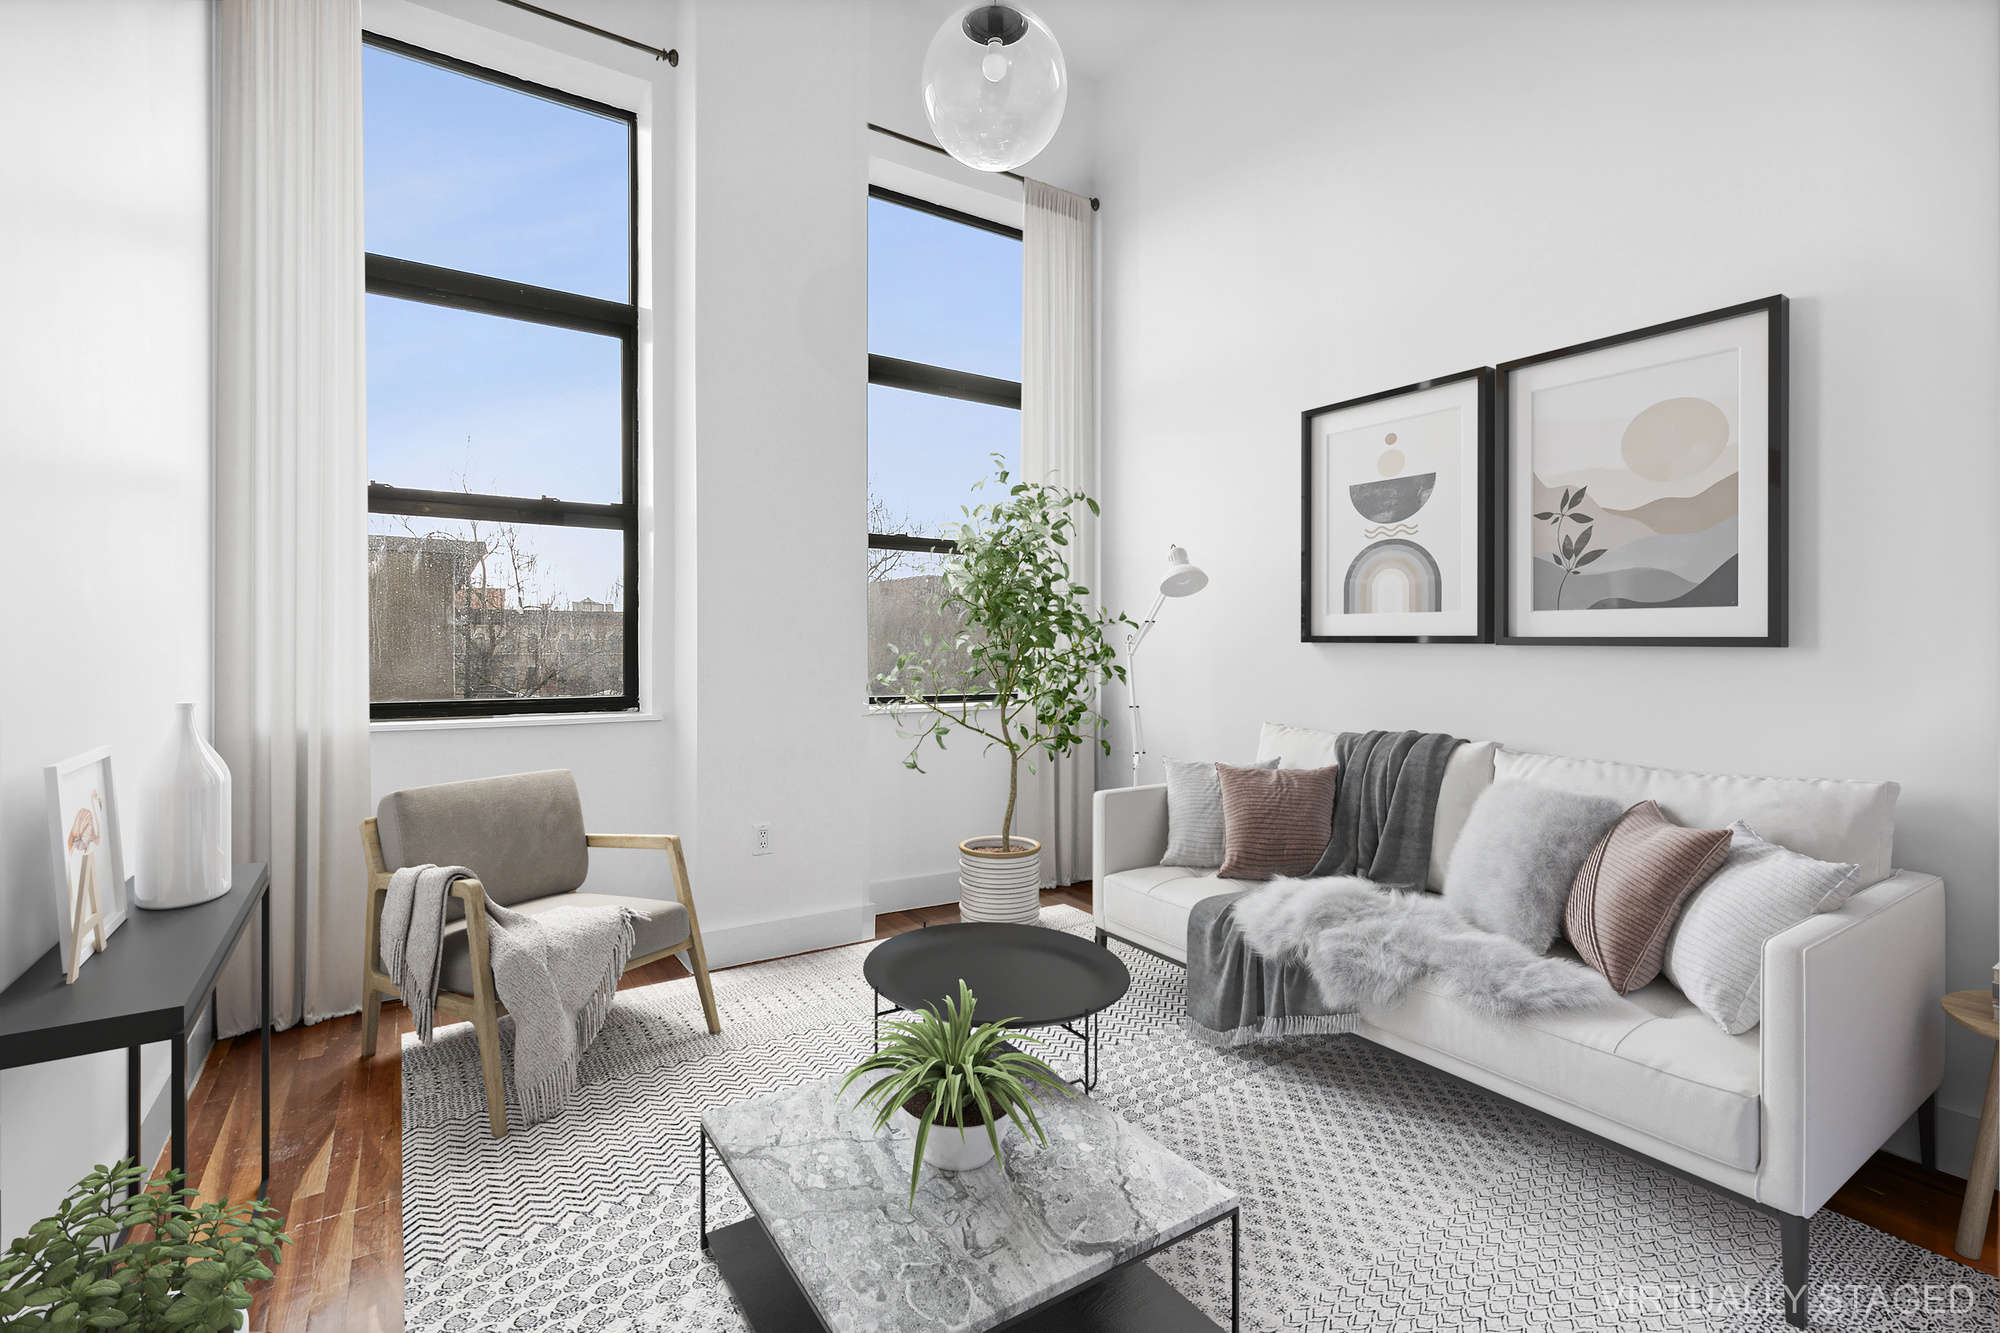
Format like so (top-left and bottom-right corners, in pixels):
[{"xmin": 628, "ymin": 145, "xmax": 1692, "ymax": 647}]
[
  {"xmin": 1443, "ymin": 780, "xmax": 1625, "ymax": 952},
  {"xmin": 1663, "ymin": 821, "xmax": 1860, "ymax": 1035},
  {"xmin": 1254, "ymin": 721, "xmax": 1343, "ymax": 770},
  {"xmin": 1162, "ymin": 757, "xmax": 1279, "ymax": 868}
]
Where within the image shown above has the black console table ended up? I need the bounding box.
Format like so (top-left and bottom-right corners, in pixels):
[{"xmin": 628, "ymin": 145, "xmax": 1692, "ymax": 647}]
[{"xmin": 0, "ymin": 864, "xmax": 271, "ymax": 1196}]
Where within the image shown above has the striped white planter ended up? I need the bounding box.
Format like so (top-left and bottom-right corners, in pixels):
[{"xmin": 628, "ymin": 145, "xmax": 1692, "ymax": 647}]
[{"xmin": 957, "ymin": 837, "xmax": 1042, "ymax": 924}]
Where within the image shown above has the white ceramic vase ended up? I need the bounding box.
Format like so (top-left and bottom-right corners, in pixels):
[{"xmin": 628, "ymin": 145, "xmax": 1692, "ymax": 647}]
[
  {"xmin": 957, "ymin": 836, "xmax": 1042, "ymax": 924},
  {"xmin": 136, "ymin": 703, "xmax": 232, "ymax": 910},
  {"xmin": 906, "ymin": 1106, "xmax": 999, "ymax": 1172}
]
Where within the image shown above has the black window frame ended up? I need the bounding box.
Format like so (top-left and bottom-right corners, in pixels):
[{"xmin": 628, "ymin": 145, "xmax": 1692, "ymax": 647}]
[
  {"xmin": 363, "ymin": 32, "xmax": 640, "ymax": 721},
  {"xmin": 866, "ymin": 186, "xmax": 1022, "ymax": 706}
]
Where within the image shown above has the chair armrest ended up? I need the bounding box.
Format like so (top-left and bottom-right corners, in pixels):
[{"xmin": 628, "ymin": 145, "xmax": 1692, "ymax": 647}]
[
  {"xmin": 587, "ymin": 833, "xmax": 674, "ymax": 850},
  {"xmin": 1092, "ymin": 783, "xmax": 1170, "ymax": 893},
  {"xmin": 1758, "ymin": 869, "xmax": 1946, "ymax": 1215}
]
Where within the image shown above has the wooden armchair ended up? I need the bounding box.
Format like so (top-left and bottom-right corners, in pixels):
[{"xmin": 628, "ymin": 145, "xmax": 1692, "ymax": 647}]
[{"xmin": 358, "ymin": 771, "xmax": 719, "ymax": 1138}]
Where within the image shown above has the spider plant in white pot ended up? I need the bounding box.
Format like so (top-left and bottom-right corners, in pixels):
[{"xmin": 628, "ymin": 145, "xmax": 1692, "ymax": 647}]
[
  {"xmin": 839, "ymin": 981, "xmax": 1072, "ymax": 1204},
  {"xmin": 876, "ymin": 462, "xmax": 1132, "ymax": 923}
]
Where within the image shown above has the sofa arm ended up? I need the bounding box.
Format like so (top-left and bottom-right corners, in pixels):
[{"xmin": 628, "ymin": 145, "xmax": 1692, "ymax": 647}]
[
  {"xmin": 1758, "ymin": 870, "xmax": 1946, "ymax": 1216},
  {"xmin": 1092, "ymin": 784, "xmax": 1169, "ymax": 913}
]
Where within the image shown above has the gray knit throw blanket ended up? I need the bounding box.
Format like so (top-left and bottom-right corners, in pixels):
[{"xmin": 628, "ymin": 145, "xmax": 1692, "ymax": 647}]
[{"xmin": 379, "ymin": 864, "xmax": 636, "ymax": 1126}]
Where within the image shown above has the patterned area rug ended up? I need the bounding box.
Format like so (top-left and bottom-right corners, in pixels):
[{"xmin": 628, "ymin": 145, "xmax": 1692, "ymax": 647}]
[{"xmin": 402, "ymin": 906, "xmax": 1997, "ymax": 1331}]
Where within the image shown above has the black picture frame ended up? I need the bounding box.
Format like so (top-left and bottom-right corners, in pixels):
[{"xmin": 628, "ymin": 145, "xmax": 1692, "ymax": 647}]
[
  {"xmin": 1494, "ymin": 295, "xmax": 1788, "ymax": 648},
  {"xmin": 1301, "ymin": 367, "xmax": 1495, "ymax": 644}
]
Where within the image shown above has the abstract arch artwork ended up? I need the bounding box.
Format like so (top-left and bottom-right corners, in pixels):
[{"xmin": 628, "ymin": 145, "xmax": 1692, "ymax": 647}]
[{"xmin": 1343, "ymin": 538, "xmax": 1443, "ymax": 614}]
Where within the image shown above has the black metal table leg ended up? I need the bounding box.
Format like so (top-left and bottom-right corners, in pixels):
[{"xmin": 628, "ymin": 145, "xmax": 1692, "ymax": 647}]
[
  {"xmin": 259, "ymin": 888, "xmax": 271, "ymax": 1200},
  {"xmin": 125, "ymin": 1045, "xmax": 140, "ymax": 1195},
  {"xmin": 699, "ymin": 1125, "xmax": 709, "ymax": 1250},
  {"xmin": 169, "ymin": 1031, "xmax": 187, "ymax": 1183},
  {"xmin": 1230, "ymin": 1208, "xmax": 1240, "ymax": 1333}
]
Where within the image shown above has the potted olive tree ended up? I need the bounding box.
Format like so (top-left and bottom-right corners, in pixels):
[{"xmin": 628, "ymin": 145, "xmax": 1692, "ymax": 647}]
[{"xmin": 877, "ymin": 462, "xmax": 1131, "ymax": 923}]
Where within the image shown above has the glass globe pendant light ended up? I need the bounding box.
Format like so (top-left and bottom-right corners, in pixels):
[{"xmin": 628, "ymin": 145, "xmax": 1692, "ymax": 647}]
[{"xmin": 922, "ymin": 4, "xmax": 1067, "ymax": 173}]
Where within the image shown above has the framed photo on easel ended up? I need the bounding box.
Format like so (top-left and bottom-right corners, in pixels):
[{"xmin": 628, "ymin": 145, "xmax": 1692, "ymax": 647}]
[
  {"xmin": 44, "ymin": 747, "xmax": 131, "ymax": 982},
  {"xmin": 1301, "ymin": 367, "xmax": 1494, "ymax": 643},
  {"xmin": 1495, "ymin": 296, "xmax": 1788, "ymax": 646}
]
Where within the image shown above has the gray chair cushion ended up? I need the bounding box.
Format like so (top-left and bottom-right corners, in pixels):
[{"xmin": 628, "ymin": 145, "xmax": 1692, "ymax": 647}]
[
  {"xmin": 376, "ymin": 770, "xmax": 589, "ymax": 917},
  {"xmin": 437, "ymin": 893, "xmax": 692, "ymax": 996}
]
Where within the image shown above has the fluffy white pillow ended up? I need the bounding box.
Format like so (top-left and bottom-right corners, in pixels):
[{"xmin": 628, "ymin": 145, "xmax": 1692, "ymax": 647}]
[
  {"xmin": 1663, "ymin": 821, "xmax": 1860, "ymax": 1035},
  {"xmin": 1162, "ymin": 757, "xmax": 1278, "ymax": 868},
  {"xmin": 1444, "ymin": 781, "xmax": 1625, "ymax": 951}
]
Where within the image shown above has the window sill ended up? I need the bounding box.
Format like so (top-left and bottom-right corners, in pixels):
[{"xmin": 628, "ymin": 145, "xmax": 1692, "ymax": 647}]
[
  {"xmin": 867, "ymin": 701, "xmax": 999, "ymax": 717},
  {"xmin": 371, "ymin": 711, "xmax": 663, "ymax": 734}
]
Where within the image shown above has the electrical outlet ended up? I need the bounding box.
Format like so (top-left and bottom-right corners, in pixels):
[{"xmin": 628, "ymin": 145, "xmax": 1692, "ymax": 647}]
[{"xmin": 752, "ymin": 823, "xmax": 771, "ymax": 856}]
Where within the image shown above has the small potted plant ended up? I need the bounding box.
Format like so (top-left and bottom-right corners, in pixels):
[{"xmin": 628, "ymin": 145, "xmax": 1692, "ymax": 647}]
[
  {"xmin": 876, "ymin": 461, "xmax": 1133, "ymax": 923},
  {"xmin": 0, "ymin": 1160, "xmax": 288, "ymax": 1331},
  {"xmin": 839, "ymin": 980, "xmax": 1073, "ymax": 1205}
]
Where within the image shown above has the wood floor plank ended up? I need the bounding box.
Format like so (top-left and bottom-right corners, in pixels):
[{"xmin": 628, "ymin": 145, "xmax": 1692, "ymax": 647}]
[{"xmin": 181, "ymin": 880, "xmax": 1987, "ymax": 1328}]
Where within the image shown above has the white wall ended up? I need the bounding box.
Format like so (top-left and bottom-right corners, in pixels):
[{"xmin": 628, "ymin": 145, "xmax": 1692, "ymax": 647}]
[
  {"xmin": 0, "ymin": 0, "xmax": 214, "ymax": 1242},
  {"xmin": 1093, "ymin": 0, "xmax": 2000, "ymax": 1175}
]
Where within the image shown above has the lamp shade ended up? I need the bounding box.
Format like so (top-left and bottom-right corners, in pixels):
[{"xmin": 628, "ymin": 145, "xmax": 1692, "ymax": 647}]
[
  {"xmin": 922, "ymin": 4, "xmax": 1068, "ymax": 172},
  {"xmin": 1159, "ymin": 546, "xmax": 1208, "ymax": 597}
]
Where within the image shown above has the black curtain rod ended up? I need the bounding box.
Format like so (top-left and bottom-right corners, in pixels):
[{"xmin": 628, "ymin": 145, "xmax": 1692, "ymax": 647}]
[
  {"xmin": 493, "ymin": 0, "xmax": 677, "ymax": 64},
  {"xmin": 867, "ymin": 122, "xmax": 1098, "ymax": 211}
]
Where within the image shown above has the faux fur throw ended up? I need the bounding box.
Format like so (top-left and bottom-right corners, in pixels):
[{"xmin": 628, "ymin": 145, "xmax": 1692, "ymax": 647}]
[
  {"xmin": 1228, "ymin": 876, "xmax": 1613, "ymax": 1023},
  {"xmin": 381, "ymin": 864, "xmax": 635, "ymax": 1126}
]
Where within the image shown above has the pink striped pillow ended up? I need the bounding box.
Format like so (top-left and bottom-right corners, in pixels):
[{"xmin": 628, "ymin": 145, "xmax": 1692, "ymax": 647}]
[
  {"xmin": 1216, "ymin": 763, "xmax": 1340, "ymax": 881},
  {"xmin": 1565, "ymin": 801, "xmax": 1731, "ymax": 994}
]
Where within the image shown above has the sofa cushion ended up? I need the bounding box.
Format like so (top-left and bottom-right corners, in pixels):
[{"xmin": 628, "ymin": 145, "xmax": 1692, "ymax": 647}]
[
  {"xmin": 1256, "ymin": 723, "xmax": 1498, "ymax": 891},
  {"xmin": 436, "ymin": 892, "xmax": 691, "ymax": 996},
  {"xmin": 1494, "ymin": 748, "xmax": 1897, "ymax": 889},
  {"xmin": 377, "ymin": 769, "xmax": 590, "ymax": 917},
  {"xmin": 1362, "ymin": 948, "xmax": 1762, "ymax": 1170},
  {"xmin": 1163, "ymin": 756, "xmax": 1279, "ymax": 868},
  {"xmin": 1218, "ymin": 763, "xmax": 1340, "ymax": 880},
  {"xmin": 1100, "ymin": 865, "xmax": 1227, "ymax": 961},
  {"xmin": 1443, "ymin": 781, "xmax": 1624, "ymax": 951},
  {"xmin": 1664, "ymin": 822, "xmax": 1861, "ymax": 1036},
  {"xmin": 1566, "ymin": 801, "xmax": 1733, "ymax": 994}
]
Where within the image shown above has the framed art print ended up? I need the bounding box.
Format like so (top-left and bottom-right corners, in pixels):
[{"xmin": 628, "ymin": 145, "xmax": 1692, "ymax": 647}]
[
  {"xmin": 43, "ymin": 746, "xmax": 130, "ymax": 982},
  {"xmin": 1302, "ymin": 368, "xmax": 1492, "ymax": 642},
  {"xmin": 1496, "ymin": 296, "xmax": 1787, "ymax": 647}
]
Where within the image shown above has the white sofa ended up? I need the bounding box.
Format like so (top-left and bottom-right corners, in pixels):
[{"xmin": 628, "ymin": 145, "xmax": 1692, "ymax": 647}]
[{"xmin": 1091, "ymin": 725, "xmax": 1946, "ymax": 1327}]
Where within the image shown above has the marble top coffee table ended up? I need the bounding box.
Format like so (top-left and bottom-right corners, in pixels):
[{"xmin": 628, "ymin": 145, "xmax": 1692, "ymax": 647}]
[{"xmin": 698, "ymin": 1075, "xmax": 1239, "ymax": 1333}]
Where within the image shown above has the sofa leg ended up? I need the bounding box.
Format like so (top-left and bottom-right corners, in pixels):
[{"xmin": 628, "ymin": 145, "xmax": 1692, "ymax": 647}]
[
  {"xmin": 1094, "ymin": 928, "xmax": 1108, "ymax": 948},
  {"xmin": 1918, "ymin": 1092, "xmax": 1938, "ymax": 1172},
  {"xmin": 1779, "ymin": 1212, "xmax": 1809, "ymax": 1328}
]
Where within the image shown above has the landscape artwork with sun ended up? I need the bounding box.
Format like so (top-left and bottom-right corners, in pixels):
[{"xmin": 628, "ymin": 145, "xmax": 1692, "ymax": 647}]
[{"xmin": 1527, "ymin": 349, "xmax": 1740, "ymax": 612}]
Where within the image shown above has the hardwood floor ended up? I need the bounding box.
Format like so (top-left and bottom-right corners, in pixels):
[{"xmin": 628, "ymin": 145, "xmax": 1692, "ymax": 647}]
[{"xmin": 165, "ymin": 882, "xmax": 1992, "ymax": 1330}]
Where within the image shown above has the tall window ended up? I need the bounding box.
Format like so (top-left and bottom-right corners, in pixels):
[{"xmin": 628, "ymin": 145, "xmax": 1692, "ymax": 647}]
[
  {"xmin": 867, "ymin": 187, "xmax": 1022, "ymax": 702},
  {"xmin": 363, "ymin": 35, "xmax": 638, "ymax": 719}
]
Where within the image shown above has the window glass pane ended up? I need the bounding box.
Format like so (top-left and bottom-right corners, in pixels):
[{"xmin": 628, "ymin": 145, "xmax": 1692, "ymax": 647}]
[
  {"xmin": 364, "ymin": 44, "xmax": 629, "ymax": 300},
  {"xmin": 368, "ymin": 518, "xmax": 625, "ymax": 703},
  {"xmin": 868, "ymin": 549, "xmax": 988, "ymax": 701},
  {"xmin": 367, "ymin": 295, "xmax": 622, "ymax": 503},
  {"xmin": 868, "ymin": 386, "xmax": 1019, "ymax": 539},
  {"xmin": 868, "ymin": 197, "xmax": 1021, "ymax": 381}
]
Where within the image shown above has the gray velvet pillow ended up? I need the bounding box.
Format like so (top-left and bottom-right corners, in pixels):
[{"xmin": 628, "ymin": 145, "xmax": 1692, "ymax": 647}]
[
  {"xmin": 1163, "ymin": 756, "xmax": 1279, "ymax": 867},
  {"xmin": 1443, "ymin": 780, "xmax": 1625, "ymax": 951}
]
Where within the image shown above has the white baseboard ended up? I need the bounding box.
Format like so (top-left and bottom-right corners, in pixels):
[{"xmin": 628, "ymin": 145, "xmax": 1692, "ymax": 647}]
[
  {"xmin": 867, "ymin": 872, "xmax": 960, "ymax": 914},
  {"xmin": 1881, "ymin": 1102, "xmax": 1982, "ymax": 1180},
  {"xmin": 699, "ymin": 904, "xmax": 875, "ymax": 970}
]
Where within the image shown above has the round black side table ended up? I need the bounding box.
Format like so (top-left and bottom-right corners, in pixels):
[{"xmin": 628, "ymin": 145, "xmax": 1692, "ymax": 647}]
[{"xmin": 863, "ymin": 923, "xmax": 1131, "ymax": 1092}]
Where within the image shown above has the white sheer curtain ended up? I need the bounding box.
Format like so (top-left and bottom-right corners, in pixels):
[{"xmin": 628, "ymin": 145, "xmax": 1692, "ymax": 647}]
[
  {"xmin": 1021, "ymin": 179, "xmax": 1097, "ymax": 888},
  {"xmin": 213, "ymin": 0, "xmax": 370, "ymax": 1034}
]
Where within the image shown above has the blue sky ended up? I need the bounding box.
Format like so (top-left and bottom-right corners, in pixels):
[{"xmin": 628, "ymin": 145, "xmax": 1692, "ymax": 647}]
[
  {"xmin": 365, "ymin": 46, "xmax": 1022, "ymax": 604},
  {"xmin": 867, "ymin": 197, "xmax": 1023, "ymax": 538}
]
